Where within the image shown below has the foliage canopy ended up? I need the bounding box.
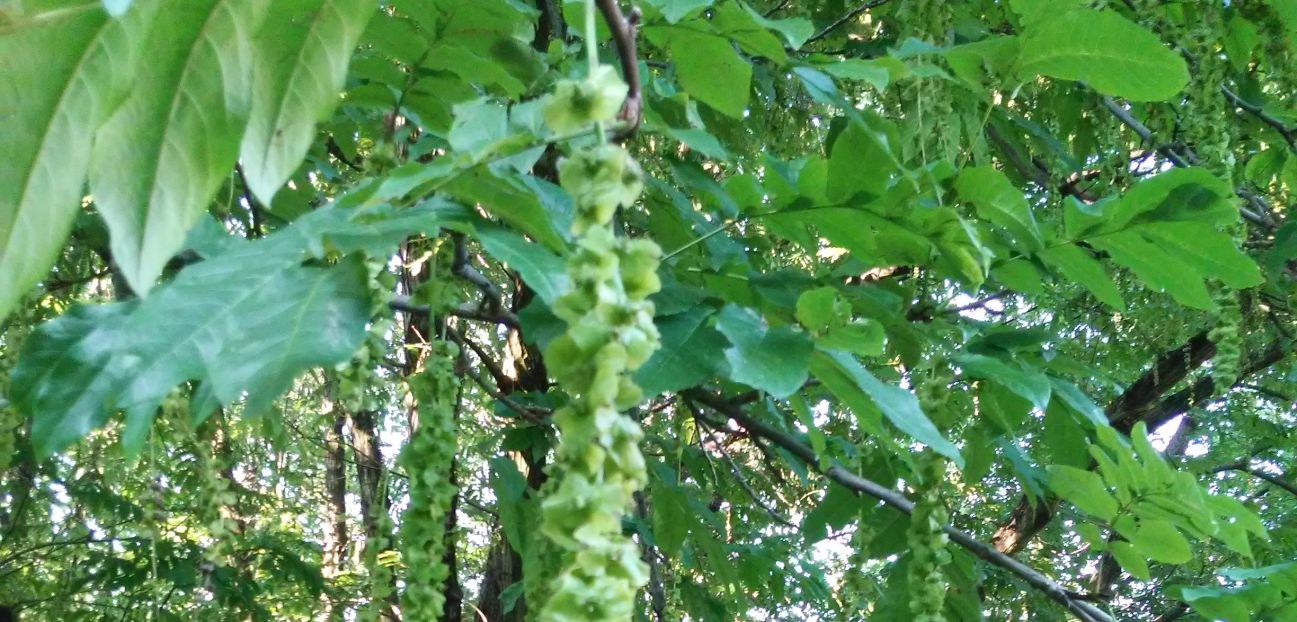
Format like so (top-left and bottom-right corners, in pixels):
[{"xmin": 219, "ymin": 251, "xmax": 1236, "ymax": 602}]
[{"xmin": 1, "ymin": 0, "xmax": 1296, "ymax": 620}]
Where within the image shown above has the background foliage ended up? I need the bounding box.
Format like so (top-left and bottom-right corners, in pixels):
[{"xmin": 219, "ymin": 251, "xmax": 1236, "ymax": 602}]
[{"xmin": 1, "ymin": 0, "xmax": 1296, "ymax": 620}]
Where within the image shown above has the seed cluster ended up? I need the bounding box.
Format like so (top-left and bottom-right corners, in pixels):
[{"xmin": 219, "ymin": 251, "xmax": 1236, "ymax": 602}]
[
  {"xmin": 399, "ymin": 340, "xmax": 460, "ymax": 619},
  {"xmin": 537, "ymin": 63, "xmax": 662, "ymax": 622}
]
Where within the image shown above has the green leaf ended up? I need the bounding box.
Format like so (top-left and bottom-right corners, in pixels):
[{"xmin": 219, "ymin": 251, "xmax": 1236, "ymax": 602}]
[
  {"xmin": 1047, "ymin": 465, "xmax": 1118, "ymax": 521},
  {"xmin": 818, "ymin": 320, "xmax": 885, "ymax": 357},
  {"xmin": 817, "ymin": 58, "xmax": 901, "ymax": 92},
  {"xmin": 712, "ymin": 3, "xmax": 787, "ymax": 63},
  {"xmin": 651, "ymin": 481, "xmax": 693, "ymax": 556},
  {"xmin": 444, "ymin": 167, "xmax": 567, "ymax": 252},
  {"xmin": 795, "ymin": 287, "xmax": 841, "ymax": 332},
  {"xmin": 1110, "ymin": 541, "xmax": 1150, "ymax": 580},
  {"xmin": 817, "ymin": 351, "xmax": 963, "ymax": 467},
  {"xmin": 1133, "ymin": 519, "xmax": 1192, "ymax": 564},
  {"xmin": 742, "ymin": 2, "xmax": 811, "ymax": 49},
  {"xmin": 11, "ymin": 203, "xmax": 440, "ymax": 457},
  {"xmin": 89, "ymin": 0, "xmax": 262, "ymax": 295},
  {"xmin": 1017, "ymin": 9, "xmax": 1189, "ymax": 101},
  {"xmin": 954, "ymin": 166, "xmax": 1043, "ymax": 252},
  {"xmin": 1038, "ymin": 244, "xmax": 1126, "ymax": 311},
  {"xmin": 714, "ymin": 305, "xmax": 812, "ymax": 398},
  {"xmin": 490, "ymin": 457, "xmax": 530, "ymax": 554},
  {"xmin": 643, "ymin": 0, "xmax": 711, "ymax": 23},
  {"xmin": 1090, "ymin": 231, "xmax": 1214, "ymax": 309},
  {"xmin": 0, "ymin": 1, "xmax": 146, "ymax": 322},
  {"xmin": 239, "ymin": 0, "xmax": 376, "ymax": 203},
  {"xmin": 827, "ymin": 117, "xmax": 897, "ymax": 201},
  {"xmin": 1105, "ymin": 167, "xmax": 1237, "ymax": 231},
  {"xmin": 1136, "ymin": 222, "xmax": 1263, "ymax": 289},
  {"xmin": 10, "ymin": 303, "xmax": 138, "ymax": 457},
  {"xmin": 954, "ymin": 353, "xmax": 1050, "ymax": 411},
  {"xmin": 1049, "ymin": 378, "xmax": 1109, "ymax": 427},
  {"xmin": 653, "ymin": 28, "xmax": 752, "ymax": 119},
  {"xmin": 637, "ymin": 307, "xmax": 729, "ymax": 396},
  {"xmin": 473, "ymin": 224, "xmax": 568, "ymax": 305}
]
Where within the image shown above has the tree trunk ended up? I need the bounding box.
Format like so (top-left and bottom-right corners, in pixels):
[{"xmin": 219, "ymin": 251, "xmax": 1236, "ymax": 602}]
[
  {"xmin": 321, "ymin": 409, "xmax": 349, "ymax": 620},
  {"xmin": 351, "ymin": 409, "xmax": 400, "ymax": 621}
]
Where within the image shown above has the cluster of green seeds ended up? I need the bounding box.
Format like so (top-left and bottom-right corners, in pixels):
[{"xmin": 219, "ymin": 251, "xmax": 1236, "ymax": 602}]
[
  {"xmin": 399, "ymin": 340, "xmax": 460, "ymax": 618},
  {"xmin": 535, "ymin": 56, "xmax": 662, "ymax": 622}
]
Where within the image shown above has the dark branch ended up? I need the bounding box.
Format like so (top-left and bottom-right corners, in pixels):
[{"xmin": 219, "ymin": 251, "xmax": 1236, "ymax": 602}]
[
  {"xmin": 452, "ymin": 233, "xmax": 505, "ymax": 316},
  {"xmin": 596, "ymin": 0, "xmax": 642, "ymax": 140},
  {"xmin": 389, "ymin": 295, "xmax": 520, "ymax": 330},
  {"xmin": 806, "ymin": 0, "xmax": 892, "ymax": 46},
  {"xmin": 1222, "ymin": 86, "xmax": 1297, "ymax": 153},
  {"xmin": 1099, "ymin": 96, "xmax": 1273, "ymax": 228},
  {"xmin": 1211, "ymin": 463, "xmax": 1297, "ymax": 499}
]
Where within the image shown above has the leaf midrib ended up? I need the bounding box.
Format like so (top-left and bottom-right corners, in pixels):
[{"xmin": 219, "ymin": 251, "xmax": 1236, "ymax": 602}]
[
  {"xmin": 2, "ymin": 17, "xmax": 113, "ymax": 267},
  {"xmin": 135, "ymin": 0, "xmax": 239, "ymax": 273}
]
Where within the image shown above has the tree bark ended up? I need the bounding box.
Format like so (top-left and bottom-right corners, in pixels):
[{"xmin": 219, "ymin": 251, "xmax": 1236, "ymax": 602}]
[
  {"xmin": 321, "ymin": 410, "xmax": 349, "ymax": 620},
  {"xmin": 351, "ymin": 409, "xmax": 400, "ymax": 621}
]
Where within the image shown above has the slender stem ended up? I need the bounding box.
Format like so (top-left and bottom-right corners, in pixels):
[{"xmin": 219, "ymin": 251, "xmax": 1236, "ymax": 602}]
[{"xmin": 586, "ymin": 0, "xmax": 607, "ymax": 144}]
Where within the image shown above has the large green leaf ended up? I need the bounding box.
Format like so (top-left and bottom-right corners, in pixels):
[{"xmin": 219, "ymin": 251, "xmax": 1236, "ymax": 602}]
[
  {"xmin": 714, "ymin": 304, "xmax": 812, "ymax": 398},
  {"xmin": 954, "ymin": 166, "xmax": 1043, "ymax": 252},
  {"xmin": 637, "ymin": 306, "xmax": 729, "ymax": 396},
  {"xmin": 648, "ymin": 27, "xmax": 752, "ymax": 119},
  {"xmin": 827, "ymin": 118, "xmax": 896, "ymax": 202},
  {"xmin": 0, "ymin": 0, "xmax": 147, "ymax": 322},
  {"xmin": 1018, "ymin": 9, "xmax": 1189, "ymax": 101},
  {"xmin": 1090, "ymin": 231, "xmax": 1214, "ymax": 309},
  {"xmin": 1038, "ymin": 244, "xmax": 1125, "ymax": 311},
  {"xmin": 473, "ymin": 224, "xmax": 568, "ymax": 305},
  {"xmin": 11, "ymin": 202, "xmax": 441, "ymax": 457},
  {"xmin": 9, "ymin": 303, "xmax": 138, "ymax": 457},
  {"xmin": 89, "ymin": 0, "xmax": 262, "ymax": 295},
  {"xmin": 239, "ymin": 0, "xmax": 377, "ymax": 203},
  {"xmin": 1047, "ymin": 465, "xmax": 1118, "ymax": 520}
]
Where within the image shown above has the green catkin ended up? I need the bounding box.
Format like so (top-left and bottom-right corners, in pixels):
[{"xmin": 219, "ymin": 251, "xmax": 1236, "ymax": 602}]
[
  {"xmin": 537, "ymin": 146, "xmax": 660, "ymax": 622},
  {"xmin": 906, "ymin": 455, "xmax": 950, "ymax": 622},
  {"xmin": 893, "ymin": 0, "xmax": 956, "ymax": 163},
  {"xmin": 361, "ymin": 503, "xmax": 397, "ymax": 622},
  {"xmin": 907, "ymin": 370, "xmax": 952, "ymax": 621},
  {"xmin": 190, "ymin": 422, "xmax": 237, "ymax": 569},
  {"xmin": 399, "ymin": 340, "xmax": 460, "ymax": 619},
  {"xmin": 837, "ymin": 503, "xmax": 876, "ymax": 621},
  {"xmin": 1209, "ymin": 288, "xmax": 1242, "ymax": 393},
  {"xmin": 535, "ymin": 9, "xmax": 662, "ymax": 615}
]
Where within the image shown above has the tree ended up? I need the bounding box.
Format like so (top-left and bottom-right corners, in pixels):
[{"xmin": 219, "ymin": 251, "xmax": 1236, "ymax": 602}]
[{"xmin": 1, "ymin": 0, "xmax": 1295, "ymax": 620}]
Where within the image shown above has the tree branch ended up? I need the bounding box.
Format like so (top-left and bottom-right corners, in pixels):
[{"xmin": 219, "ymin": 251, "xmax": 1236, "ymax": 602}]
[
  {"xmin": 1222, "ymin": 86, "xmax": 1297, "ymax": 153},
  {"xmin": 1099, "ymin": 96, "xmax": 1273, "ymax": 228},
  {"xmin": 452, "ymin": 233, "xmax": 505, "ymax": 316},
  {"xmin": 685, "ymin": 389, "xmax": 1115, "ymax": 622},
  {"xmin": 806, "ymin": 0, "xmax": 892, "ymax": 46},
  {"xmin": 596, "ymin": 0, "xmax": 642, "ymax": 139},
  {"xmin": 1211, "ymin": 463, "xmax": 1297, "ymax": 499}
]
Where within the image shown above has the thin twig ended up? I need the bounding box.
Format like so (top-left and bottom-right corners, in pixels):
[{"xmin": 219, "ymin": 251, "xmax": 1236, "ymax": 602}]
[
  {"xmin": 1099, "ymin": 96, "xmax": 1273, "ymax": 227},
  {"xmin": 691, "ymin": 407, "xmax": 798, "ymax": 528},
  {"xmin": 806, "ymin": 0, "xmax": 892, "ymax": 45},
  {"xmin": 1222, "ymin": 86, "xmax": 1297, "ymax": 152},
  {"xmin": 1210, "ymin": 462, "xmax": 1297, "ymax": 498},
  {"xmin": 596, "ymin": 0, "xmax": 643, "ymax": 139}
]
